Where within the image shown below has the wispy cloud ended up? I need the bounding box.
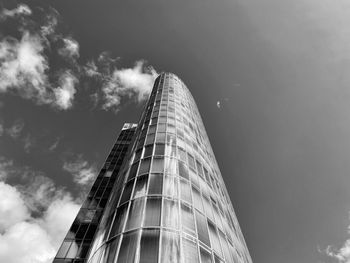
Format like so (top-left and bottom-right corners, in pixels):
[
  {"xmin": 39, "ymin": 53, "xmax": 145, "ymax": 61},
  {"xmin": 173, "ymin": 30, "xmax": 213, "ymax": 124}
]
[
  {"xmin": 0, "ymin": 4, "xmax": 79, "ymax": 110},
  {"xmin": 54, "ymin": 70, "xmax": 78, "ymax": 110},
  {"xmin": 48, "ymin": 137, "xmax": 60, "ymax": 152},
  {"xmin": 0, "ymin": 156, "xmax": 80, "ymax": 263},
  {"xmin": 321, "ymin": 213, "xmax": 350, "ymax": 263},
  {"xmin": 101, "ymin": 60, "xmax": 158, "ymax": 112},
  {"xmin": 6, "ymin": 119, "xmax": 24, "ymax": 139},
  {"xmin": 0, "ymin": 4, "xmax": 158, "ymax": 113},
  {"xmin": 63, "ymin": 155, "xmax": 97, "ymax": 186},
  {"xmin": 0, "ymin": 4, "xmax": 31, "ymax": 20},
  {"xmin": 58, "ymin": 37, "xmax": 79, "ymax": 59}
]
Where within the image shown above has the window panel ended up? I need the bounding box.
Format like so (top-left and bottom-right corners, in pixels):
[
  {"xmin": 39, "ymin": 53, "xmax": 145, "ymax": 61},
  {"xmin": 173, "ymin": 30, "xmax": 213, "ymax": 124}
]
[
  {"xmin": 178, "ymin": 161, "xmax": 189, "ymax": 179},
  {"xmin": 192, "ymin": 187, "xmax": 204, "ymax": 213},
  {"xmin": 154, "ymin": 144, "xmax": 165, "ymax": 156},
  {"xmin": 219, "ymin": 231, "xmax": 232, "ymax": 263},
  {"xmin": 116, "ymin": 230, "xmax": 139, "ymax": 263},
  {"xmin": 163, "ymin": 176, "xmax": 178, "ymax": 198},
  {"xmin": 144, "ymin": 198, "xmax": 161, "ymax": 226},
  {"xmin": 105, "ymin": 236, "xmax": 120, "ymax": 263},
  {"xmin": 165, "ymin": 157, "xmax": 178, "ymax": 174},
  {"xmin": 139, "ymin": 229, "xmax": 160, "ymax": 263},
  {"xmin": 120, "ymin": 179, "xmax": 134, "ymax": 204},
  {"xmin": 133, "ymin": 174, "xmax": 148, "ymax": 199},
  {"xmin": 200, "ymin": 248, "xmax": 213, "ymax": 263},
  {"xmin": 109, "ymin": 203, "xmax": 128, "ymax": 238},
  {"xmin": 181, "ymin": 203, "xmax": 196, "ymax": 234},
  {"xmin": 180, "ymin": 179, "xmax": 192, "ymax": 204},
  {"xmin": 151, "ymin": 157, "xmax": 164, "ymax": 173},
  {"xmin": 162, "ymin": 199, "xmax": 179, "ymax": 230},
  {"xmin": 208, "ymin": 221, "xmax": 222, "ymax": 257},
  {"xmin": 143, "ymin": 145, "xmax": 153, "ymax": 158},
  {"xmin": 160, "ymin": 230, "xmax": 181, "ymax": 263},
  {"xmin": 125, "ymin": 198, "xmax": 145, "ymax": 231},
  {"xmin": 196, "ymin": 211, "xmax": 211, "ymax": 246},
  {"xmin": 182, "ymin": 238, "xmax": 199, "ymax": 263},
  {"xmin": 138, "ymin": 158, "xmax": 151, "ymax": 175},
  {"xmin": 56, "ymin": 241, "xmax": 71, "ymax": 258},
  {"xmin": 148, "ymin": 174, "xmax": 163, "ymax": 195}
]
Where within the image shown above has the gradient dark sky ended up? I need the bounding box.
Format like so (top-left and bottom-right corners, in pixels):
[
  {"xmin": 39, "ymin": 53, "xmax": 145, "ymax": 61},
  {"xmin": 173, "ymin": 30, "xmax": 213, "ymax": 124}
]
[{"xmin": 1, "ymin": 0, "xmax": 350, "ymax": 262}]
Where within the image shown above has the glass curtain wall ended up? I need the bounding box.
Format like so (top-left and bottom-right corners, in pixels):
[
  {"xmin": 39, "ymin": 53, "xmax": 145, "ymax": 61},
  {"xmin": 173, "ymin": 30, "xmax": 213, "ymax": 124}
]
[{"xmin": 85, "ymin": 73, "xmax": 252, "ymax": 263}]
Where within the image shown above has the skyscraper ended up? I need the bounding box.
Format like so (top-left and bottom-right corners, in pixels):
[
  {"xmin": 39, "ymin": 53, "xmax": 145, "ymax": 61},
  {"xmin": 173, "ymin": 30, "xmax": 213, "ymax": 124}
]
[{"xmin": 54, "ymin": 73, "xmax": 252, "ymax": 263}]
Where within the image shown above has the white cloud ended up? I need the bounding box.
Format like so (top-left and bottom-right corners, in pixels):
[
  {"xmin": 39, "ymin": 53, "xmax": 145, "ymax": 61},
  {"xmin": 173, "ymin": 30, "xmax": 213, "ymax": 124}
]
[
  {"xmin": 0, "ymin": 4, "xmax": 32, "ymax": 20},
  {"xmin": 0, "ymin": 6, "xmax": 81, "ymax": 110},
  {"xmin": 54, "ymin": 71, "xmax": 78, "ymax": 110},
  {"xmin": 48, "ymin": 137, "xmax": 60, "ymax": 152},
  {"xmin": 0, "ymin": 158, "xmax": 80, "ymax": 263},
  {"xmin": 0, "ymin": 182, "xmax": 30, "ymax": 231},
  {"xmin": 102, "ymin": 60, "xmax": 158, "ymax": 112},
  {"xmin": 0, "ymin": 221, "xmax": 55, "ymax": 263},
  {"xmin": 6, "ymin": 119, "xmax": 24, "ymax": 138},
  {"xmin": 323, "ymin": 212, "xmax": 350, "ymax": 263},
  {"xmin": 58, "ymin": 37, "xmax": 79, "ymax": 58},
  {"xmin": 63, "ymin": 155, "xmax": 97, "ymax": 186},
  {"xmin": 325, "ymin": 240, "xmax": 350, "ymax": 263},
  {"xmin": 0, "ymin": 32, "xmax": 50, "ymax": 99}
]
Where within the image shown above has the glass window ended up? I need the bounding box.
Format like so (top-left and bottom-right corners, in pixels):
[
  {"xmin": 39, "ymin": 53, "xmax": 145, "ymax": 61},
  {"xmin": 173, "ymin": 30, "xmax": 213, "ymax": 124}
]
[
  {"xmin": 192, "ymin": 187, "xmax": 204, "ymax": 213},
  {"xmin": 56, "ymin": 241, "xmax": 71, "ymax": 258},
  {"xmin": 120, "ymin": 179, "xmax": 134, "ymax": 204},
  {"xmin": 187, "ymin": 154, "xmax": 195, "ymax": 170},
  {"xmin": 139, "ymin": 158, "xmax": 151, "ymax": 174},
  {"xmin": 165, "ymin": 157, "xmax": 178, "ymax": 174},
  {"xmin": 143, "ymin": 145, "xmax": 153, "ymax": 157},
  {"xmin": 195, "ymin": 211, "xmax": 211, "ymax": 246},
  {"xmin": 151, "ymin": 157, "xmax": 164, "ymax": 173},
  {"xmin": 180, "ymin": 179, "xmax": 192, "ymax": 204},
  {"xmin": 177, "ymin": 148, "xmax": 187, "ymax": 162},
  {"xmin": 148, "ymin": 174, "xmax": 163, "ymax": 195},
  {"xmin": 162, "ymin": 199, "xmax": 179, "ymax": 229},
  {"xmin": 109, "ymin": 203, "xmax": 128, "ymax": 237},
  {"xmin": 178, "ymin": 161, "xmax": 189, "ymax": 179},
  {"xmin": 219, "ymin": 231, "xmax": 232, "ymax": 263},
  {"xmin": 139, "ymin": 229, "xmax": 160, "ymax": 263},
  {"xmin": 145, "ymin": 133, "xmax": 155, "ymax": 145},
  {"xmin": 208, "ymin": 221, "xmax": 222, "ymax": 257},
  {"xmin": 160, "ymin": 230, "xmax": 181, "ymax": 263},
  {"xmin": 163, "ymin": 176, "xmax": 178, "ymax": 198},
  {"xmin": 158, "ymin": 123, "xmax": 166, "ymax": 132},
  {"xmin": 116, "ymin": 230, "xmax": 139, "ymax": 263},
  {"xmin": 144, "ymin": 198, "xmax": 161, "ymax": 226},
  {"xmin": 154, "ymin": 144, "xmax": 165, "ymax": 156},
  {"xmin": 181, "ymin": 203, "xmax": 196, "ymax": 234},
  {"xmin": 203, "ymin": 196, "xmax": 214, "ymax": 221},
  {"xmin": 105, "ymin": 236, "xmax": 120, "ymax": 263},
  {"xmin": 125, "ymin": 198, "xmax": 145, "ymax": 231},
  {"xmin": 128, "ymin": 163, "xmax": 138, "ymax": 181},
  {"xmin": 200, "ymin": 248, "xmax": 213, "ymax": 263},
  {"xmin": 196, "ymin": 160, "xmax": 204, "ymax": 178},
  {"xmin": 156, "ymin": 132, "xmax": 166, "ymax": 143},
  {"xmin": 133, "ymin": 174, "xmax": 148, "ymax": 199},
  {"xmin": 148, "ymin": 124, "xmax": 156, "ymax": 134},
  {"xmin": 182, "ymin": 238, "xmax": 199, "ymax": 263}
]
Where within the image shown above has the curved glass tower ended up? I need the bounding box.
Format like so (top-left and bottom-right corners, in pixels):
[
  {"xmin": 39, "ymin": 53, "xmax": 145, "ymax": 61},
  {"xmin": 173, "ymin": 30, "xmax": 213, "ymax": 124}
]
[{"xmin": 54, "ymin": 72, "xmax": 252, "ymax": 263}]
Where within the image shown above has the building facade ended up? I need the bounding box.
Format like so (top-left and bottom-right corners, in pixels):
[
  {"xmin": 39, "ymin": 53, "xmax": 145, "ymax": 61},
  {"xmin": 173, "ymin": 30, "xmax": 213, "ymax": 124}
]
[{"xmin": 54, "ymin": 73, "xmax": 252, "ymax": 263}]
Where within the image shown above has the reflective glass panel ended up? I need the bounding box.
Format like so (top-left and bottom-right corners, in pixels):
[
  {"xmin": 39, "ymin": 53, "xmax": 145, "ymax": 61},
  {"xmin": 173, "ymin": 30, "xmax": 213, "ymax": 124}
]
[
  {"xmin": 139, "ymin": 229, "xmax": 160, "ymax": 263},
  {"xmin": 160, "ymin": 230, "xmax": 181, "ymax": 263}
]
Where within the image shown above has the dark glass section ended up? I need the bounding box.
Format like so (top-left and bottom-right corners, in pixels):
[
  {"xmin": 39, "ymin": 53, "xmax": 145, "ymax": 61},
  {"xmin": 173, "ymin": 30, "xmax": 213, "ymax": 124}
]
[{"xmin": 53, "ymin": 123, "xmax": 137, "ymax": 262}]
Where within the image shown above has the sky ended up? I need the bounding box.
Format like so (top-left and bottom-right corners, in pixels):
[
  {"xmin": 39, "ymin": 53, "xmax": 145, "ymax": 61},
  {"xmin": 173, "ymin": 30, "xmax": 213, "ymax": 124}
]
[{"xmin": 0, "ymin": 0, "xmax": 350, "ymax": 262}]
